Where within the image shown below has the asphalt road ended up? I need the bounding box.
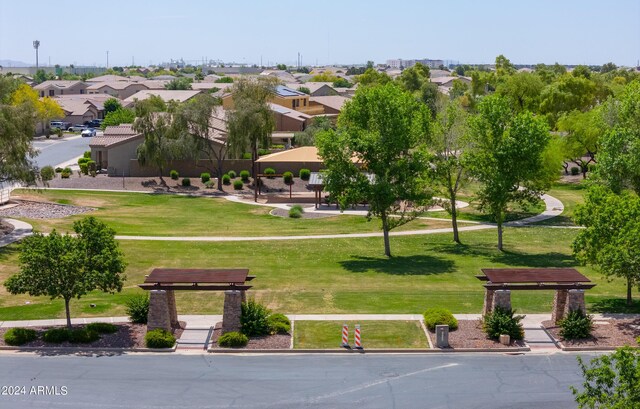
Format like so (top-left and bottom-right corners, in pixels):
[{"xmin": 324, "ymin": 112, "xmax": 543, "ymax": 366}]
[
  {"xmin": 0, "ymin": 353, "xmax": 592, "ymax": 409},
  {"xmin": 31, "ymin": 134, "xmax": 94, "ymax": 168}
]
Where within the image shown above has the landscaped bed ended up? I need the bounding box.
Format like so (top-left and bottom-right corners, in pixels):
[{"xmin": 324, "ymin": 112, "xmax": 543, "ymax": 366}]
[
  {"xmin": 426, "ymin": 320, "xmax": 526, "ymax": 349},
  {"xmin": 208, "ymin": 323, "xmax": 291, "ymax": 350},
  {"xmin": 293, "ymin": 320, "xmax": 428, "ymax": 349},
  {"xmin": 0, "ymin": 323, "xmax": 184, "ymax": 349},
  {"xmin": 542, "ymin": 318, "xmax": 640, "ymax": 349}
]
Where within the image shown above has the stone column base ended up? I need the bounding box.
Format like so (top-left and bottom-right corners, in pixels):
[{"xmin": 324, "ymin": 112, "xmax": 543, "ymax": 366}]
[
  {"xmin": 552, "ymin": 289, "xmax": 568, "ymax": 324},
  {"xmin": 147, "ymin": 290, "xmax": 171, "ymax": 332},
  {"xmin": 483, "ymin": 289, "xmax": 495, "ymax": 316},
  {"xmin": 222, "ymin": 290, "xmax": 242, "ymax": 334},
  {"xmin": 492, "ymin": 290, "xmax": 512, "ymax": 311}
]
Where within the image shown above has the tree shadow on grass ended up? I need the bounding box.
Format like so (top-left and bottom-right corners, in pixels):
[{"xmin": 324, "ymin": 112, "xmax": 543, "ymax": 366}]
[
  {"xmin": 590, "ymin": 298, "xmax": 640, "ymax": 314},
  {"xmin": 0, "ymin": 244, "xmax": 19, "ymax": 262},
  {"xmin": 427, "ymin": 243, "xmax": 577, "ymax": 268},
  {"xmin": 339, "ymin": 255, "xmax": 455, "ymax": 276}
]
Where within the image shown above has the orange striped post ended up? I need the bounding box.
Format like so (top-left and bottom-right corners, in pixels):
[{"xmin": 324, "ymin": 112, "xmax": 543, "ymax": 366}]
[
  {"xmin": 341, "ymin": 324, "xmax": 349, "ymax": 347},
  {"xmin": 354, "ymin": 324, "xmax": 362, "ymax": 349}
]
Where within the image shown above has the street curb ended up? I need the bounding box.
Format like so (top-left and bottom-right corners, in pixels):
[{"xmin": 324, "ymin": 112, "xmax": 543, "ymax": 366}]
[
  {"xmin": 0, "ymin": 344, "xmax": 177, "ymax": 353},
  {"xmin": 207, "ymin": 347, "xmax": 530, "ymax": 354}
]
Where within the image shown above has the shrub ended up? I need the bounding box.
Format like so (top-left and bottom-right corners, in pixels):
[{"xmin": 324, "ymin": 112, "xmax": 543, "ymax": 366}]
[
  {"xmin": 218, "ymin": 331, "xmax": 249, "ymax": 347},
  {"xmin": 299, "ymin": 169, "xmax": 311, "ymax": 181},
  {"xmin": 145, "ymin": 329, "xmax": 175, "ymax": 348},
  {"xmin": 86, "ymin": 322, "xmax": 118, "ymax": 334},
  {"xmin": 283, "ymin": 171, "xmax": 293, "ymax": 185},
  {"xmin": 267, "ymin": 313, "xmax": 291, "ymax": 335},
  {"xmin": 43, "ymin": 328, "xmax": 71, "ymax": 343},
  {"xmin": 559, "ymin": 309, "xmax": 593, "ymax": 340},
  {"xmin": 200, "ymin": 173, "xmax": 211, "ymax": 183},
  {"xmin": 126, "ymin": 294, "xmax": 149, "ymax": 324},
  {"xmin": 423, "ymin": 308, "xmax": 458, "ymax": 331},
  {"xmin": 240, "ymin": 299, "xmax": 271, "ymax": 337},
  {"xmin": 222, "ymin": 174, "xmax": 231, "ymax": 185},
  {"xmin": 4, "ymin": 328, "xmax": 37, "ymax": 346},
  {"xmin": 240, "ymin": 170, "xmax": 250, "ymax": 182},
  {"xmin": 87, "ymin": 160, "xmax": 96, "ymax": 172},
  {"xmin": 289, "ymin": 204, "xmax": 304, "ymax": 219},
  {"xmin": 170, "ymin": 170, "xmax": 179, "ymax": 180},
  {"xmin": 61, "ymin": 169, "xmax": 71, "ymax": 179},
  {"xmin": 55, "ymin": 167, "xmax": 63, "ymax": 173},
  {"xmin": 482, "ymin": 307, "xmax": 525, "ymax": 340},
  {"xmin": 181, "ymin": 177, "xmax": 191, "ymax": 187},
  {"xmin": 570, "ymin": 166, "xmax": 580, "ymax": 176},
  {"xmin": 227, "ymin": 170, "xmax": 237, "ymax": 179},
  {"xmin": 258, "ymin": 149, "xmax": 271, "ymax": 156},
  {"xmin": 69, "ymin": 328, "xmax": 100, "ymax": 344},
  {"xmin": 205, "ymin": 180, "xmax": 214, "ymax": 189},
  {"xmin": 587, "ymin": 163, "xmax": 597, "ymax": 173},
  {"xmin": 83, "ymin": 151, "xmax": 91, "ymax": 158},
  {"xmin": 242, "ymin": 152, "xmax": 252, "ymax": 160},
  {"xmin": 233, "ymin": 180, "xmax": 243, "ymax": 190},
  {"xmin": 78, "ymin": 157, "xmax": 90, "ymax": 165},
  {"xmin": 40, "ymin": 165, "xmax": 55, "ymax": 181},
  {"xmin": 264, "ymin": 167, "xmax": 276, "ymax": 178},
  {"xmin": 79, "ymin": 163, "xmax": 88, "ymax": 175}
]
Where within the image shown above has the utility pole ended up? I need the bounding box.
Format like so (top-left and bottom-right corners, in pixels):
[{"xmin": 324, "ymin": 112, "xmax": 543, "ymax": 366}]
[
  {"xmin": 106, "ymin": 50, "xmax": 109, "ymax": 68},
  {"xmin": 33, "ymin": 40, "xmax": 40, "ymax": 69}
]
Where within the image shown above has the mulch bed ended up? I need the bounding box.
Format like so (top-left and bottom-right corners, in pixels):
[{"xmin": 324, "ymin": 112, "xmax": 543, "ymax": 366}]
[
  {"xmin": 427, "ymin": 320, "xmax": 526, "ymax": 349},
  {"xmin": 542, "ymin": 318, "xmax": 640, "ymax": 348},
  {"xmin": 0, "ymin": 322, "xmax": 184, "ymax": 349},
  {"xmin": 208, "ymin": 323, "xmax": 291, "ymax": 350}
]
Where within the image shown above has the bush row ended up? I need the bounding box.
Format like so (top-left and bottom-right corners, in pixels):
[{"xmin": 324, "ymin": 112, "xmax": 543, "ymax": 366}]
[{"xmin": 4, "ymin": 324, "xmax": 119, "ymax": 346}]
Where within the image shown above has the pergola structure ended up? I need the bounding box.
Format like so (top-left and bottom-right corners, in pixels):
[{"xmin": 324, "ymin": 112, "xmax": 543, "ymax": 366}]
[
  {"xmin": 139, "ymin": 268, "xmax": 254, "ymax": 334},
  {"xmin": 476, "ymin": 268, "xmax": 595, "ymax": 323}
]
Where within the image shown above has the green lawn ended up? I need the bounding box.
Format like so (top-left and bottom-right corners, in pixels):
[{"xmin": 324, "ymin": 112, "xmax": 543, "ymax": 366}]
[
  {"xmin": 293, "ymin": 321, "xmax": 428, "ymax": 349},
  {"xmin": 11, "ymin": 189, "xmax": 465, "ymax": 236},
  {"xmin": 2, "ymin": 225, "xmax": 638, "ymax": 321},
  {"xmin": 533, "ymin": 182, "xmax": 587, "ymax": 226}
]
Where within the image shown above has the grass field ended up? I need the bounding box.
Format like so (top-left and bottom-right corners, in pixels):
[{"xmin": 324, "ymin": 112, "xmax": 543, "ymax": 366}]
[
  {"xmin": 11, "ymin": 189, "xmax": 469, "ymax": 236},
  {"xmin": 1, "ymin": 224, "xmax": 638, "ymax": 321},
  {"xmin": 293, "ymin": 321, "xmax": 428, "ymax": 349}
]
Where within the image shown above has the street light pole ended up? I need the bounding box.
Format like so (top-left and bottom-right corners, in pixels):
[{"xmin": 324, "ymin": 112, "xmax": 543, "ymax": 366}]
[
  {"xmin": 106, "ymin": 50, "xmax": 109, "ymax": 69},
  {"xmin": 33, "ymin": 40, "xmax": 40, "ymax": 69}
]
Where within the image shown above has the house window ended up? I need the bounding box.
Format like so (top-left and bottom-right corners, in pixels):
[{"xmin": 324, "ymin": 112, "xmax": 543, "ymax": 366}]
[
  {"xmin": 49, "ymin": 90, "xmax": 54, "ymax": 96},
  {"xmin": 80, "ymin": 89, "xmax": 85, "ymax": 94}
]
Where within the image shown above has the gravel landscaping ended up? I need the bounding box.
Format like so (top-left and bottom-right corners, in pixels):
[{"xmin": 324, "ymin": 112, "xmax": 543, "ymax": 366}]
[
  {"xmin": 543, "ymin": 318, "xmax": 640, "ymax": 348},
  {"xmin": 0, "ymin": 200, "xmax": 94, "ymax": 219},
  {"xmin": 427, "ymin": 320, "xmax": 526, "ymax": 349},
  {"xmin": 208, "ymin": 324, "xmax": 291, "ymax": 350}
]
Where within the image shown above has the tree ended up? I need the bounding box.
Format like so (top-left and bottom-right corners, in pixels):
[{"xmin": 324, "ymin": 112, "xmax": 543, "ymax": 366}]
[
  {"xmin": 316, "ymin": 83, "xmax": 432, "ymax": 257},
  {"xmin": 356, "ymin": 68, "xmax": 391, "ymax": 87},
  {"xmin": 396, "ymin": 62, "xmax": 430, "ymax": 93},
  {"xmin": 431, "ymin": 99, "xmax": 469, "ymax": 243},
  {"xmin": 293, "ymin": 116, "xmax": 332, "ymax": 147},
  {"xmin": 101, "ymin": 107, "xmax": 135, "ymax": 129},
  {"xmin": 465, "ymin": 95, "xmax": 555, "ymax": 250},
  {"xmin": 174, "ymin": 94, "xmax": 228, "ymax": 190},
  {"xmin": 134, "ymin": 96, "xmax": 191, "ymax": 183},
  {"xmin": 449, "ymin": 79, "xmax": 469, "ymax": 100},
  {"xmin": 494, "ymin": 54, "xmax": 516, "ymax": 77},
  {"xmin": 276, "ymin": 64, "xmax": 287, "ymax": 71},
  {"xmin": 103, "ymin": 98, "xmax": 122, "ymax": 114},
  {"xmin": 11, "ymin": 84, "xmax": 64, "ymax": 130},
  {"xmin": 4, "ymin": 217, "xmax": 126, "ymax": 328},
  {"xmin": 226, "ymin": 77, "xmax": 276, "ymax": 200},
  {"xmin": 33, "ymin": 69, "xmax": 54, "ymax": 84},
  {"xmin": 539, "ymin": 74, "xmax": 598, "ymax": 126},
  {"xmin": 571, "ymin": 346, "xmax": 640, "ymax": 408},
  {"xmin": 557, "ymin": 109, "xmax": 604, "ymax": 177},
  {"xmin": 0, "ymin": 77, "xmax": 40, "ymax": 184},
  {"xmin": 601, "ymin": 62, "xmax": 618, "ymax": 74},
  {"xmin": 572, "ymin": 65, "xmax": 592, "ymax": 80},
  {"xmin": 333, "ymin": 78, "xmax": 352, "ymax": 88},
  {"xmin": 496, "ymin": 72, "xmax": 544, "ymax": 112},
  {"xmin": 573, "ymin": 186, "xmax": 640, "ymax": 305},
  {"xmin": 164, "ymin": 77, "xmax": 192, "ymax": 90}
]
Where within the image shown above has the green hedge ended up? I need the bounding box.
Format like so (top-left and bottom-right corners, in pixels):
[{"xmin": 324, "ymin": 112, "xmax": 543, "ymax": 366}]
[
  {"xmin": 40, "ymin": 166, "xmax": 55, "ymax": 181},
  {"xmin": 240, "ymin": 170, "xmax": 250, "ymax": 182},
  {"xmin": 145, "ymin": 329, "xmax": 175, "ymax": 348},
  {"xmin": 559, "ymin": 309, "xmax": 593, "ymax": 340},
  {"xmin": 222, "ymin": 174, "xmax": 231, "ymax": 185},
  {"xmin": 299, "ymin": 169, "xmax": 311, "ymax": 181},
  {"xmin": 233, "ymin": 180, "xmax": 243, "ymax": 190},
  {"xmin": 218, "ymin": 332, "xmax": 248, "ymax": 348},
  {"xmin": 126, "ymin": 294, "xmax": 149, "ymax": 324},
  {"xmin": 283, "ymin": 171, "xmax": 293, "ymax": 185},
  {"xmin": 241, "ymin": 300, "xmax": 271, "ymax": 337},
  {"xmin": 482, "ymin": 307, "xmax": 524, "ymax": 340},
  {"xmin": 423, "ymin": 308, "xmax": 458, "ymax": 331},
  {"xmin": 227, "ymin": 170, "xmax": 237, "ymax": 179},
  {"xmin": 264, "ymin": 168, "xmax": 276, "ymax": 178},
  {"xmin": 86, "ymin": 322, "xmax": 118, "ymax": 334},
  {"xmin": 200, "ymin": 173, "xmax": 211, "ymax": 183},
  {"xmin": 170, "ymin": 170, "xmax": 179, "ymax": 180},
  {"xmin": 43, "ymin": 328, "xmax": 71, "ymax": 343},
  {"xmin": 181, "ymin": 177, "xmax": 191, "ymax": 187},
  {"xmin": 4, "ymin": 328, "xmax": 37, "ymax": 346},
  {"xmin": 267, "ymin": 313, "xmax": 291, "ymax": 335}
]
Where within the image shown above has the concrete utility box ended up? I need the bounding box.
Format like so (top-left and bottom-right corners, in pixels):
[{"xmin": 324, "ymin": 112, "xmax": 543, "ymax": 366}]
[{"xmin": 435, "ymin": 325, "xmax": 449, "ymax": 348}]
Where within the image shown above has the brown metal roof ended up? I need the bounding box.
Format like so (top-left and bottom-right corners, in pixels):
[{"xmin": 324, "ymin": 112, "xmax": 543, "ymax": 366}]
[
  {"xmin": 145, "ymin": 268, "xmax": 251, "ymax": 284},
  {"xmin": 479, "ymin": 268, "xmax": 590, "ymax": 284}
]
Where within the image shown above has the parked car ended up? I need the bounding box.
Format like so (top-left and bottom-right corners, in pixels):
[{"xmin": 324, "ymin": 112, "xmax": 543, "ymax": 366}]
[
  {"xmin": 81, "ymin": 128, "xmax": 96, "ymax": 137},
  {"xmin": 68, "ymin": 124, "xmax": 87, "ymax": 132},
  {"xmin": 84, "ymin": 119, "xmax": 104, "ymax": 128}
]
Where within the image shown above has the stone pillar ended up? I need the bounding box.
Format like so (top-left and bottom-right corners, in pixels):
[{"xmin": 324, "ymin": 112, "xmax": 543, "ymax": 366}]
[
  {"xmin": 435, "ymin": 325, "xmax": 449, "ymax": 348},
  {"xmin": 552, "ymin": 289, "xmax": 568, "ymax": 324},
  {"xmin": 482, "ymin": 289, "xmax": 495, "ymax": 316},
  {"xmin": 565, "ymin": 289, "xmax": 586, "ymax": 315},
  {"xmin": 222, "ymin": 290, "xmax": 242, "ymax": 334},
  {"xmin": 492, "ymin": 290, "xmax": 512, "ymax": 311},
  {"xmin": 166, "ymin": 290, "xmax": 179, "ymax": 328},
  {"xmin": 147, "ymin": 290, "xmax": 171, "ymax": 332}
]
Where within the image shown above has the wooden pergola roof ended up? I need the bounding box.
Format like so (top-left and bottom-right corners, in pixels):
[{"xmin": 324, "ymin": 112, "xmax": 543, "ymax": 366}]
[
  {"xmin": 139, "ymin": 268, "xmax": 254, "ymax": 291},
  {"xmin": 476, "ymin": 268, "xmax": 595, "ymax": 291}
]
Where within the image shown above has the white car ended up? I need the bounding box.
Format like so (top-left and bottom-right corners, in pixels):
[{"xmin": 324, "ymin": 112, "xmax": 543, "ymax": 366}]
[{"xmin": 81, "ymin": 128, "xmax": 96, "ymax": 137}]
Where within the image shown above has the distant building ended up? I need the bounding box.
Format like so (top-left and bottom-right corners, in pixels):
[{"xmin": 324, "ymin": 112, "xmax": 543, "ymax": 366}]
[
  {"xmin": 386, "ymin": 58, "xmax": 444, "ymax": 70},
  {"xmin": 33, "ymin": 80, "xmax": 87, "ymax": 97}
]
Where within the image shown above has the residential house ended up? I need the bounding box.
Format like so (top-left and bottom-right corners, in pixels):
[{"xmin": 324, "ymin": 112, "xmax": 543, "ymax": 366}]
[
  {"xmin": 269, "ymin": 102, "xmax": 312, "ymax": 132},
  {"xmin": 33, "ymin": 80, "xmax": 88, "ymax": 97},
  {"xmin": 122, "ymin": 89, "xmax": 202, "ymax": 107},
  {"xmin": 309, "ymin": 95, "xmax": 349, "ymax": 115},
  {"xmin": 52, "ymin": 94, "xmax": 113, "ymax": 125},
  {"xmin": 86, "ymin": 81, "xmax": 149, "ymax": 99},
  {"xmin": 285, "ymin": 82, "xmax": 339, "ymax": 97},
  {"xmin": 89, "ymin": 124, "xmax": 143, "ymax": 174}
]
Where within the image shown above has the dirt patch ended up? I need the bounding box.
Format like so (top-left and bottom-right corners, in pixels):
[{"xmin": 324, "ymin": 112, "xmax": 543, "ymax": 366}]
[
  {"xmin": 426, "ymin": 320, "xmax": 526, "ymax": 349},
  {"xmin": 543, "ymin": 318, "xmax": 640, "ymax": 348},
  {"xmin": 208, "ymin": 324, "xmax": 291, "ymax": 350}
]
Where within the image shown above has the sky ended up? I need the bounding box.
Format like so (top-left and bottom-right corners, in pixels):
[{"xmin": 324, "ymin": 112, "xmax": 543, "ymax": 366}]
[{"xmin": 1, "ymin": 0, "xmax": 639, "ymax": 67}]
